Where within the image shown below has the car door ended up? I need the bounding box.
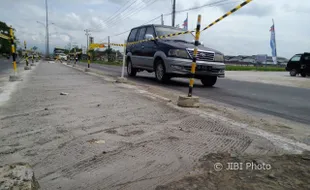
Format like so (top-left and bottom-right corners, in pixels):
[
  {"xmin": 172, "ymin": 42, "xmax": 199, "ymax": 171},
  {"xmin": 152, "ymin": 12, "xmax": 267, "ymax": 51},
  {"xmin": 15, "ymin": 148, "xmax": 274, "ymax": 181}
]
[
  {"xmin": 303, "ymin": 54, "xmax": 310, "ymax": 74},
  {"xmin": 143, "ymin": 26, "xmax": 157, "ymax": 70},
  {"xmin": 127, "ymin": 28, "xmax": 139, "ymax": 67},
  {"xmin": 287, "ymin": 54, "xmax": 301, "ymax": 71},
  {"xmin": 135, "ymin": 27, "xmax": 147, "ymax": 68}
]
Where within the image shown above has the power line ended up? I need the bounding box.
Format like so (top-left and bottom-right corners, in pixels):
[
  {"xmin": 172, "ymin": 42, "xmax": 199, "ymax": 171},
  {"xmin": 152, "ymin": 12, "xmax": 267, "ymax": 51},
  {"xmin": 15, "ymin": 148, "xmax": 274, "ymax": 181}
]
[
  {"xmin": 91, "ymin": 0, "xmax": 142, "ymax": 31},
  {"xmin": 110, "ymin": 0, "xmax": 158, "ymax": 27},
  {"xmin": 92, "ymin": 0, "xmax": 157, "ymax": 32},
  {"xmin": 90, "ymin": 0, "xmax": 138, "ymax": 31},
  {"xmin": 108, "ymin": 0, "xmax": 239, "ymax": 39}
]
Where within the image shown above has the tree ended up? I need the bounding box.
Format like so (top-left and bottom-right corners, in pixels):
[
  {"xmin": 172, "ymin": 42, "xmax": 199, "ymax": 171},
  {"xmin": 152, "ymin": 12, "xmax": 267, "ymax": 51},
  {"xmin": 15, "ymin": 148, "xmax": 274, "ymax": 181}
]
[
  {"xmin": 70, "ymin": 47, "xmax": 82, "ymax": 53},
  {"xmin": 0, "ymin": 21, "xmax": 11, "ymax": 54}
]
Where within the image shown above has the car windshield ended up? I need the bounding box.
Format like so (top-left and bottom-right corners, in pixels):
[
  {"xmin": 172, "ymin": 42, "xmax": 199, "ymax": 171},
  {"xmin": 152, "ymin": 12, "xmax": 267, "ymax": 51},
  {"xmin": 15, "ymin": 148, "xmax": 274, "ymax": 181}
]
[{"xmin": 155, "ymin": 26, "xmax": 194, "ymax": 43}]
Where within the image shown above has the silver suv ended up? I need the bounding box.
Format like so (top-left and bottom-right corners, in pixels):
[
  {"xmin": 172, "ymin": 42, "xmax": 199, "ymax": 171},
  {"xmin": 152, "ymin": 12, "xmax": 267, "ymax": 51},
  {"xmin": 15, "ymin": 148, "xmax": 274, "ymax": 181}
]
[{"xmin": 126, "ymin": 24, "xmax": 225, "ymax": 86}]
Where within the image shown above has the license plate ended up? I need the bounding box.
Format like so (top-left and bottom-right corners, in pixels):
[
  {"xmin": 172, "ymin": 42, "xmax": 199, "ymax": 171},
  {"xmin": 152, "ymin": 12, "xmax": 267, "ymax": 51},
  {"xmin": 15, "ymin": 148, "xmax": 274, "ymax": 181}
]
[{"xmin": 197, "ymin": 65, "xmax": 212, "ymax": 71}]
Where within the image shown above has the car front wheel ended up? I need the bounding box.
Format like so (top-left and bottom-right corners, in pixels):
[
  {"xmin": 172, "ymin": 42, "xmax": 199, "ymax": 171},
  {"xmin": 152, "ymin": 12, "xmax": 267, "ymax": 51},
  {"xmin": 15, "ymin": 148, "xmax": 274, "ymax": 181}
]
[
  {"xmin": 127, "ymin": 59, "xmax": 137, "ymax": 77},
  {"xmin": 290, "ymin": 69, "xmax": 297, "ymax": 77},
  {"xmin": 201, "ymin": 76, "xmax": 217, "ymax": 87},
  {"xmin": 155, "ymin": 60, "xmax": 170, "ymax": 82}
]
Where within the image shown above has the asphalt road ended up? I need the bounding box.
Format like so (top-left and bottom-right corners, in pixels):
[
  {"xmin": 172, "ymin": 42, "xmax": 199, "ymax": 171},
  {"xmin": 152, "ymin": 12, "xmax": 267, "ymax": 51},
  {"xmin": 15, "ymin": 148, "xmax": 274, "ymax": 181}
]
[
  {"xmin": 0, "ymin": 57, "xmax": 22, "ymax": 75},
  {"xmin": 77, "ymin": 62, "xmax": 310, "ymax": 125},
  {"xmin": 0, "ymin": 58, "xmax": 12, "ymax": 75}
]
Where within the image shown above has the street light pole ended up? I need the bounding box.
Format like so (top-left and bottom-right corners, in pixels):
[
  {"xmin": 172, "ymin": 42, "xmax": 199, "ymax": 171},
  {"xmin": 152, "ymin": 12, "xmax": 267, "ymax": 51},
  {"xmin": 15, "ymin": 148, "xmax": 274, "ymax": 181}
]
[
  {"xmin": 45, "ymin": 0, "xmax": 50, "ymax": 58},
  {"xmin": 172, "ymin": 0, "xmax": 176, "ymax": 27},
  {"xmin": 84, "ymin": 29, "xmax": 91, "ymax": 50}
]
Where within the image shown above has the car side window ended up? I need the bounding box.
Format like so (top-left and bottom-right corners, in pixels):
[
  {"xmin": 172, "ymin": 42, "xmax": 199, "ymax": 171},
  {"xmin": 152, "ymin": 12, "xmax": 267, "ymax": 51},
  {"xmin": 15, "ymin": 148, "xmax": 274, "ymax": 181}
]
[
  {"xmin": 145, "ymin": 27, "xmax": 155, "ymax": 38},
  {"xmin": 128, "ymin": 29, "xmax": 138, "ymax": 42},
  {"xmin": 304, "ymin": 56, "xmax": 310, "ymax": 61},
  {"xmin": 290, "ymin": 55, "xmax": 301, "ymax": 62},
  {"xmin": 137, "ymin": 27, "xmax": 146, "ymax": 41}
]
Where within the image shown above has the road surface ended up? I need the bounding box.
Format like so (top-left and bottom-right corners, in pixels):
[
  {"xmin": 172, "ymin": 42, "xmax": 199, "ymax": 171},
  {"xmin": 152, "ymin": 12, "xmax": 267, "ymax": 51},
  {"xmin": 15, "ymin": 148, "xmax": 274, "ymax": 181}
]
[
  {"xmin": 0, "ymin": 57, "xmax": 22, "ymax": 75},
  {"xmin": 77, "ymin": 62, "xmax": 310, "ymax": 125}
]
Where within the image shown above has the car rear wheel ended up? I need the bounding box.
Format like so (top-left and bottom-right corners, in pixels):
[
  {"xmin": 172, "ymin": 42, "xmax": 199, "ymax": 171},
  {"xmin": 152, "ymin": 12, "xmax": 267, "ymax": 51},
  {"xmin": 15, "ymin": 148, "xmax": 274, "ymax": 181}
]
[
  {"xmin": 127, "ymin": 59, "xmax": 137, "ymax": 77},
  {"xmin": 201, "ymin": 76, "xmax": 217, "ymax": 87},
  {"xmin": 290, "ymin": 69, "xmax": 297, "ymax": 77},
  {"xmin": 155, "ymin": 60, "xmax": 170, "ymax": 82}
]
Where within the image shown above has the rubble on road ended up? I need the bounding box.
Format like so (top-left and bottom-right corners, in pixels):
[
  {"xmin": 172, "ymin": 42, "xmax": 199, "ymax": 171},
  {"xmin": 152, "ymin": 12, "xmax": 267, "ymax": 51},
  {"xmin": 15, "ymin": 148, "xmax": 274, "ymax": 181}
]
[
  {"xmin": 0, "ymin": 163, "xmax": 40, "ymax": 190},
  {"xmin": 60, "ymin": 92, "xmax": 69, "ymax": 95}
]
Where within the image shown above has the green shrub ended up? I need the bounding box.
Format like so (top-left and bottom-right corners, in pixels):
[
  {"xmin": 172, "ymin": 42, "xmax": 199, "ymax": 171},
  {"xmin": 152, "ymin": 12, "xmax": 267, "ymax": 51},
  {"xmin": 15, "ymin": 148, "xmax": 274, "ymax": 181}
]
[{"xmin": 226, "ymin": 65, "xmax": 285, "ymax": 72}]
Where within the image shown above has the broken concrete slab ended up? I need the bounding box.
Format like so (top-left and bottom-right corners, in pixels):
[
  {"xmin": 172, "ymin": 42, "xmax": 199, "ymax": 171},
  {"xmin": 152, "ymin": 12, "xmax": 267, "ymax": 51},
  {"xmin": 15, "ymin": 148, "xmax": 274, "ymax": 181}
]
[
  {"xmin": 116, "ymin": 77, "xmax": 127, "ymax": 83},
  {"xmin": 60, "ymin": 92, "xmax": 69, "ymax": 95},
  {"xmin": 177, "ymin": 95, "xmax": 199, "ymax": 108},
  {"xmin": 24, "ymin": 66, "xmax": 31, "ymax": 70},
  {"xmin": 9, "ymin": 75, "xmax": 22, "ymax": 82},
  {"xmin": 0, "ymin": 163, "xmax": 40, "ymax": 190}
]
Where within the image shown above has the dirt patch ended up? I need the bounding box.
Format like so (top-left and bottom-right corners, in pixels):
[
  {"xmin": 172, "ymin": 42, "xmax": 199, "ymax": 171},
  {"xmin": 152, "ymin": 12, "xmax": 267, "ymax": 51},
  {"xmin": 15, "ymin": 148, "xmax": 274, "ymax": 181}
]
[
  {"xmin": 105, "ymin": 128, "xmax": 118, "ymax": 134},
  {"xmin": 121, "ymin": 129, "xmax": 145, "ymax": 137},
  {"xmin": 87, "ymin": 139, "xmax": 106, "ymax": 144},
  {"xmin": 156, "ymin": 151, "xmax": 310, "ymax": 190}
]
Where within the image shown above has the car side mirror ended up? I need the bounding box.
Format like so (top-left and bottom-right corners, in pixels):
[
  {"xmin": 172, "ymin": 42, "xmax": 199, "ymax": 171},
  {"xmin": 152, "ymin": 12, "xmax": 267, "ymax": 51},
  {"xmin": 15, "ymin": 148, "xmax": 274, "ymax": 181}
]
[{"xmin": 145, "ymin": 34, "xmax": 155, "ymax": 41}]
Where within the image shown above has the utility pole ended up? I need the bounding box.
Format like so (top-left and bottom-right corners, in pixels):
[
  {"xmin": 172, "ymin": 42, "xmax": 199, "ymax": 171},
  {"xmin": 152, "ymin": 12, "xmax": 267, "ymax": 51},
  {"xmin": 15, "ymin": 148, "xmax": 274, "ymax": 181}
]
[
  {"xmin": 45, "ymin": 0, "xmax": 49, "ymax": 58},
  {"xmin": 172, "ymin": 0, "xmax": 176, "ymax": 27},
  {"xmin": 84, "ymin": 29, "xmax": 91, "ymax": 49},
  {"xmin": 161, "ymin": 14, "xmax": 164, "ymax": 25},
  {"xmin": 108, "ymin": 36, "xmax": 111, "ymax": 61}
]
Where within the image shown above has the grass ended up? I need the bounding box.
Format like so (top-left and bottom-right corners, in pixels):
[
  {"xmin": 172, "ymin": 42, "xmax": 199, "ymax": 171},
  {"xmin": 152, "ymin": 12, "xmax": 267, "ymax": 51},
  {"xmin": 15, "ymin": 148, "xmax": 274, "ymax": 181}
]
[
  {"xmin": 226, "ymin": 65, "xmax": 286, "ymax": 72},
  {"xmin": 81, "ymin": 60, "xmax": 122, "ymax": 66}
]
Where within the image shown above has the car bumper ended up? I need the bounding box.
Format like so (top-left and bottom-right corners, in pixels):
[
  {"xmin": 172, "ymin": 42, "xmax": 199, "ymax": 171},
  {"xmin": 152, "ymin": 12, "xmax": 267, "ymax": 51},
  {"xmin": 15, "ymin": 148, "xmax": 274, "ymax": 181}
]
[{"xmin": 165, "ymin": 57, "xmax": 225, "ymax": 78}]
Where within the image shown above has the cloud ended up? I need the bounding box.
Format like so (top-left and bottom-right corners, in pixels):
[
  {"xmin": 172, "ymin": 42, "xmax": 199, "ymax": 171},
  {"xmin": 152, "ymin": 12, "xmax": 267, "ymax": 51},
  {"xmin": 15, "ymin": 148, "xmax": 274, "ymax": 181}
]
[{"xmin": 219, "ymin": 1, "xmax": 274, "ymax": 17}]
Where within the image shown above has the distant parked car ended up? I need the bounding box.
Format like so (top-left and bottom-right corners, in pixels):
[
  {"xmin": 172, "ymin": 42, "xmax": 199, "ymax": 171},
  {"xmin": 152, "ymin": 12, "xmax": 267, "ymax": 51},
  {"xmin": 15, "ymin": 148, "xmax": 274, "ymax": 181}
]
[
  {"xmin": 125, "ymin": 24, "xmax": 225, "ymax": 87},
  {"xmin": 286, "ymin": 53, "xmax": 310, "ymax": 77},
  {"xmin": 58, "ymin": 53, "xmax": 68, "ymax": 61}
]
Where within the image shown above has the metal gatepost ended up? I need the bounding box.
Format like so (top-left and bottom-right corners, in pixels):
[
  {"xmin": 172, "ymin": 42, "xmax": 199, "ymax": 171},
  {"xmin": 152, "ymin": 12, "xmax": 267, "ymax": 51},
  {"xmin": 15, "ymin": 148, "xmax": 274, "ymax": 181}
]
[
  {"xmin": 24, "ymin": 41, "xmax": 29, "ymax": 67},
  {"xmin": 188, "ymin": 15, "xmax": 201, "ymax": 97},
  {"xmin": 121, "ymin": 40, "xmax": 127, "ymax": 78}
]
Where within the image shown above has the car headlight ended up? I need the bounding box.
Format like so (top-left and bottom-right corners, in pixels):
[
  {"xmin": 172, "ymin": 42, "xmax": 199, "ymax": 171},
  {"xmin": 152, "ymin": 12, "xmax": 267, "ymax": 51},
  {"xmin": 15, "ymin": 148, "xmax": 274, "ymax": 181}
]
[
  {"xmin": 168, "ymin": 49, "xmax": 190, "ymax": 59},
  {"xmin": 214, "ymin": 54, "xmax": 224, "ymax": 62}
]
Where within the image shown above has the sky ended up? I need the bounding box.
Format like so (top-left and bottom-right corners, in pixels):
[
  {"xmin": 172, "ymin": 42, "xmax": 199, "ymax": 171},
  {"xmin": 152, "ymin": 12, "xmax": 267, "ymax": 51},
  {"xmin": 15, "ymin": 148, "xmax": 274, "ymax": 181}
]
[{"xmin": 0, "ymin": 0, "xmax": 309, "ymax": 58}]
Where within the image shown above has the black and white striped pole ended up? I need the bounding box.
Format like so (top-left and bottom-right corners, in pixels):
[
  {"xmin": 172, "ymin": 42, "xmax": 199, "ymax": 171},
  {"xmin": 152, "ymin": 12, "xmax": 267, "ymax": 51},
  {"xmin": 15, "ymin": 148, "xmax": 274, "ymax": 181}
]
[{"xmin": 177, "ymin": 15, "xmax": 201, "ymax": 107}]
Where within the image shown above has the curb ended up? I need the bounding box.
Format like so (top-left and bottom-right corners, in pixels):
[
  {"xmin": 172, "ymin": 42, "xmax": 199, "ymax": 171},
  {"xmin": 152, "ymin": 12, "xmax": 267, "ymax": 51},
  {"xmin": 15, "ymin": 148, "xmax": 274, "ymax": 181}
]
[{"xmin": 62, "ymin": 62, "xmax": 172, "ymax": 103}]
